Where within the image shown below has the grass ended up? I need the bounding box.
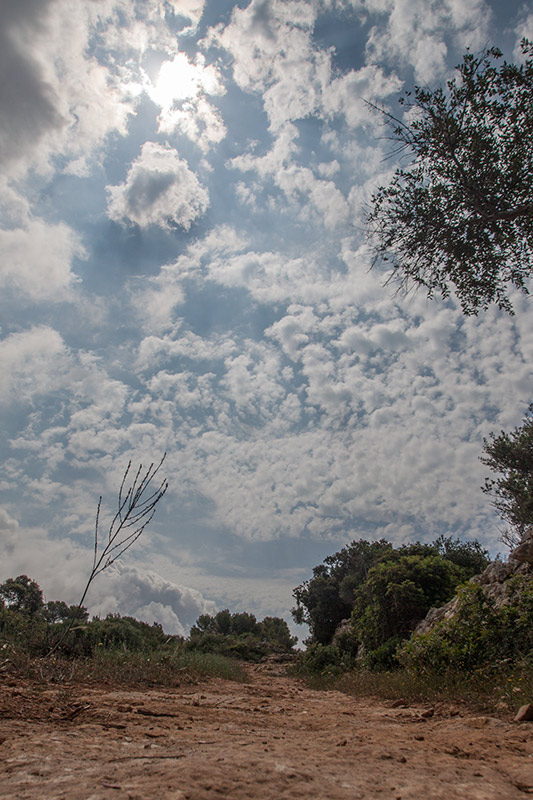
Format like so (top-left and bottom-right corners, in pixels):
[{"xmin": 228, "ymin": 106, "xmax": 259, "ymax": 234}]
[
  {"xmin": 1, "ymin": 644, "xmax": 249, "ymax": 687},
  {"xmin": 289, "ymin": 660, "xmax": 533, "ymax": 715}
]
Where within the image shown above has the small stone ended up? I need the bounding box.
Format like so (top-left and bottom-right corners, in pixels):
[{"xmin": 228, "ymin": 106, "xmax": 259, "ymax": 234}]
[
  {"xmin": 420, "ymin": 708, "xmax": 435, "ymax": 718},
  {"xmin": 514, "ymin": 704, "xmax": 533, "ymax": 722}
]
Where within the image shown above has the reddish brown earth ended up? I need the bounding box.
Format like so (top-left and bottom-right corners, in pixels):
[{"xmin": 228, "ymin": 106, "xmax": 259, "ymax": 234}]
[{"xmin": 1, "ymin": 662, "xmax": 532, "ymax": 799}]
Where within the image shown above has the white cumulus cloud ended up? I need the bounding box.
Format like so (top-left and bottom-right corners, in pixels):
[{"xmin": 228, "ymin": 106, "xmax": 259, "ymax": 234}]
[
  {"xmin": 107, "ymin": 142, "xmax": 209, "ymax": 230},
  {"xmin": 0, "ymin": 219, "xmax": 84, "ymax": 301}
]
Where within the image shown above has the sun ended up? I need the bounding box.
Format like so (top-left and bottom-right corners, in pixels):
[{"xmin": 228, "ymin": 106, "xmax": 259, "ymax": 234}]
[{"xmin": 149, "ymin": 54, "xmax": 200, "ymax": 112}]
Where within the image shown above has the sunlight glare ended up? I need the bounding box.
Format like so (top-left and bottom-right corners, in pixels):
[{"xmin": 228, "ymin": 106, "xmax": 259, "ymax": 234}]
[{"xmin": 148, "ymin": 53, "xmax": 222, "ymax": 117}]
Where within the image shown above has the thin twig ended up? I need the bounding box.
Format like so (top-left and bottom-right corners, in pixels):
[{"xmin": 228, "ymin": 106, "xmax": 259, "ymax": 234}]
[{"xmin": 44, "ymin": 454, "xmax": 168, "ymax": 658}]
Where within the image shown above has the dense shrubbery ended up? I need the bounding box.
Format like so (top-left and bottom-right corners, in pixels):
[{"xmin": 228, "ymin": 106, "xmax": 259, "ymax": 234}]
[
  {"xmin": 0, "ymin": 576, "xmax": 175, "ymax": 660},
  {"xmin": 0, "ymin": 575, "xmax": 296, "ymax": 681},
  {"xmin": 399, "ymin": 575, "xmax": 533, "ymax": 674},
  {"xmin": 186, "ymin": 609, "xmax": 297, "ymax": 662},
  {"xmin": 292, "ymin": 537, "xmax": 490, "ymax": 670}
]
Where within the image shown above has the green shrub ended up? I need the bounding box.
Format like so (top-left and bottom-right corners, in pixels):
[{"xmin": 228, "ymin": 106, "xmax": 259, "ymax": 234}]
[
  {"xmin": 295, "ymin": 642, "xmax": 356, "ymax": 677},
  {"xmin": 185, "ymin": 631, "xmax": 268, "ymax": 662},
  {"xmin": 399, "ymin": 576, "xmax": 533, "ymax": 674},
  {"xmin": 187, "ymin": 610, "xmax": 296, "ymax": 661}
]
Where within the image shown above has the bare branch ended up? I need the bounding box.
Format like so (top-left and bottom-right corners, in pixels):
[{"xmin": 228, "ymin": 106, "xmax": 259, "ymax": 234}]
[{"xmin": 45, "ymin": 454, "xmax": 168, "ymax": 657}]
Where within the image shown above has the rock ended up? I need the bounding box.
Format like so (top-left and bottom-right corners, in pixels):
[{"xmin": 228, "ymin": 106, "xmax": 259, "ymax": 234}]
[
  {"xmin": 414, "ymin": 553, "xmax": 532, "ymax": 637},
  {"xmin": 510, "ymin": 531, "xmax": 533, "ymax": 565},
  {"xmin": 476, "ymin": 560, "xmax": 515, "ymax": 584},
  {"xmin": 514, "ymin": 704, "xmax": 533, "ymax": 722},
  {"xmin": 332, "ymin": 618, "xmax": 352, "ymax": 646}
]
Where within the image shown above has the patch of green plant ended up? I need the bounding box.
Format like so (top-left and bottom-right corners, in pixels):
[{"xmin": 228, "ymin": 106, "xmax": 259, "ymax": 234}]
[
  {"xmin": 172, "ymin": 650, "xmax": 249, "ymax": 682},
  {"xmin": 291, "ymin": 537, "xmax": 489, "ymax": 662},
  {"xmin": 1, "ymin": 646, "xmax": 249, "ymax": 687},
  {"xmin": 398, "ymin": 576, "xmax": 533, "ymax": 674},
  {"xmin": 186, "ymin": 609, "xmax": 297, "ymax": 661},
  {"xmin": 290, "ymin": 659, "xmax": 533, "ymax": 714}
]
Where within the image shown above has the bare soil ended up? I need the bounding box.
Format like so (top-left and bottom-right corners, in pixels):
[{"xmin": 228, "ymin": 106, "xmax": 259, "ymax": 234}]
[{"xmin": 1, "ymin": 662, "xmax": 532, "ymax": 799}]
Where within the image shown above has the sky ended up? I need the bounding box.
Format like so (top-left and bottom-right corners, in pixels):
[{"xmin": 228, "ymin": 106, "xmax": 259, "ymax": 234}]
[{"xmin": 1, "ymin": 0, "xmax": 532, "ymax": 641}]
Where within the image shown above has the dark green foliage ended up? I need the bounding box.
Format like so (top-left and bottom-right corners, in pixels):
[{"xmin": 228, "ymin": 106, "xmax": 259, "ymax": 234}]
[
  {"xmin": 298, "ymin": 642, "xmax": 344, "ymax": 675},
  {"xmin": 292, "ymin": 537, "xmax": 489, "ymax": 671},
  {"xmin": 259, "ymin": 616, "xmax": 298, "ymax": 651},
  {"xmin": 431, "ymin": 535, "xmax": 490, "ymax": 575},
  {"xmin": 399, "ymin": 575, "xmax": 533, "ymax": 673},
  {"xmin": 68, "ymin": 614, "xmax": 170, "ymax": 658},
  {"xmin": 481, "ymin": 404, "xmax": 533, "ymax": 539},
  {"xmin": 0, "ymin": 575, "xmax": 44, "ymax": 616},
  {"xmin": 368, "ymin": 40, "xmax": 533, "ymax": 315},
  {"xmin": 292, "ymin": 539, "xmax": 394, "ymax": 644},
  {"xmin": 0, "ymin": 576, "xmax": 296, "ymax": 668},
  {"xmin": 188, "ymin": 609, "xmax": 297, "ymax": 661},
  {"xmin": 42, "ymin": 601, "xmax": 89, "ymax": 625},
  {"xmin": 292, "ymin": 537, "xmax": 488, "ymax": 649},
  {"xmin": 0, "ymin": 575, "xmax": 182, "ymax": 660},
  {"xmin": 351, "ymin": 554, "xmax": 465, "ymax": 668}
]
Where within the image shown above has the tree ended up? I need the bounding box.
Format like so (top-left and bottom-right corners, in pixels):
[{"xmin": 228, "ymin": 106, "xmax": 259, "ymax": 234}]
[
  {"xmin": 42, "ymin": 600, "xmax": 89, "ymax": 625},
  {"xmin": 0, "ymin": 575, "xmax": 43, "ymax": 616},
  {"xmin": 351, "ymin": 554, "xmax": 464, "ymax": 655},
  {"xmin": 292, "ymin": 537, "xmax": 489, "ymax": 651},
  {"xmin": 367, "ymin": 40, "xmax": 533, "ymax": 315},
  {"xmin": 481, "ymin": 405, "xmax": 533, "ymax": 542},
  {"xmin": 427, "ymin": 535, "xmax": 489, "ymax": 575},
  {"xmin": 188, "ymin": 610, "xmax": 297, "ymax": 660},
  {"xmin": 291, "ymin": 539, "xmax": 393, "ymax": 644},
  {"xmin": 258, "ymin": 616, "xmax": 297, "ymax": 651}
]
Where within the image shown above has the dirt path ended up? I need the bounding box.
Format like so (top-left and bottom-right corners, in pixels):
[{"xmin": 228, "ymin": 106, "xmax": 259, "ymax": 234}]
[{"xmin": 1, "ymin": 663, "xmax": 532, "ymax": 799}]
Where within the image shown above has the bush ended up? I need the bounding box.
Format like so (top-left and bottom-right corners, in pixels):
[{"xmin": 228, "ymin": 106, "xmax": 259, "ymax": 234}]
[
  {"xmin": 398, "ymin": 576, "xmax": 533, "ymax": 674},
  {"xmin": 292, "ymin": 537, "xmax": 489, "ymax": 658},
  {"xmin": 185, "ymin": 632, "xmax": 268, "ymax": 662},
  {"xmin": 296, "ymin": 642, "xmax": 355, "ymax": 677},
  {"xmin": 187, "ymin": 610, "xmax": 297, "ymax": 661}
]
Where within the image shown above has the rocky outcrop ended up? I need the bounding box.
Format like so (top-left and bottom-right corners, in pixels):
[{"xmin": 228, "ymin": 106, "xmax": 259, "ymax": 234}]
[
  {"xmin": 509, "ymin": 532, "xmax": 533, "ymax": 566},
  {"xmin": 414, "ymin": 532, "xmax": 533, "ymax": 637}
]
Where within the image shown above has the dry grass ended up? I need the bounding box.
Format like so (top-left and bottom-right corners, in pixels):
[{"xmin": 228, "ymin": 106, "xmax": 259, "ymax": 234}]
[
  {"xmin": 291, "ymin": 661, "xmax": 533, "ymax": 715},
  {"xmin": 1, "ymin": 645, "xmax": 249, "ymax": 687}
]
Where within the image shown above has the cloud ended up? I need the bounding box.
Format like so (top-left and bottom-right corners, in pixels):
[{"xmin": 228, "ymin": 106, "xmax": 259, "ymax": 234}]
[
  {"xmin": 133, "ymin": 286, "xmax": 185, "ymax": 334},
  {"xmin": 136, "ymin": 330, "xmax": 237, "ymax": 371},
  {"xmin": 159, "ymin": 97, "xmax": 227, "ymax": 151},
  {"xmin": 168, "ymin": 0, "xmax": 206, "ymax": 25},
  {"xmin": 147, "ymin": 52, "xmax": 226, "ymax": 150},
  {"xmin": 323, "ymin": 65, "xmax": 402, "ymax": 127},
  {"xmin": 107, "ymin": 142, "xmax": 209, "ymax": 230},
  {"xmin": 514, "ymin": 12, "xmax": 533, "ymax": 58},
  {"xmin": 0, "ymin": 509, "xmax": 215, "ymax": 636},
  {"xmin": 0, "ymin": 0, "xmax": 65, "ymax": 171},
  {"xmin": 0, "ymin": 219, "xmax": 84, "ymax": 301},
  {"xmin": 207, "ymin": 0, "xmax": 328, "ymax": 131},
  {"xmin": 0, "ymin": 326, "xmax": 68, "ymax": 405},
  {"xmin": 90, "ymin": 564, "xmax": 216, "ymax": 636},
  {"xmin": 0, "ymin": 0, "xmax": 138, "ymax": 179},
  {"xmin": 363, "ymin": 0, "xmax": 492, "ymax": 81}
]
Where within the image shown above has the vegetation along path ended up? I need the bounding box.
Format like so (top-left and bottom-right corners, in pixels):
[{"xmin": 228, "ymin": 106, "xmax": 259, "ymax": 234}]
[{"xmin": 1, "ymin": 661, "xmax": 532, "ymax": 800}]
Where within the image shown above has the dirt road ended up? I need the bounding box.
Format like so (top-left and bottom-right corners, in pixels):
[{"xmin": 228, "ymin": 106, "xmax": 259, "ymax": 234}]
[{"xmin": 1, "ymin": 662, "xmax": 532, "ymax": 799}]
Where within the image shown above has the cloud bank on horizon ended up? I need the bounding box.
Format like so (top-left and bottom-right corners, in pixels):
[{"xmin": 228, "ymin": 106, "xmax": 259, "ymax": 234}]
[{"xmin": 0, "ymin": 0, "xmax": 531, "ymax": 635}]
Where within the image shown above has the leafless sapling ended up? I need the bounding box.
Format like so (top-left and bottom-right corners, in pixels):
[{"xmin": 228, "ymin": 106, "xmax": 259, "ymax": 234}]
[{"xmin": 46, "ymin": 455, "xmax": 168, "ymax": 657}]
